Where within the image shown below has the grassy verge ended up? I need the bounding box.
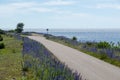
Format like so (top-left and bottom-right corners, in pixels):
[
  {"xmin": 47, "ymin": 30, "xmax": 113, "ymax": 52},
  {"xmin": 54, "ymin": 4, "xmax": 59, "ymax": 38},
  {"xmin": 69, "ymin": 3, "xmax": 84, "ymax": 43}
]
[
  {"xmin": 0, "ymin": 35, "xmax": 22, "ymax": 80},
  {"xmin": 80, "ymin": 50, "xmax": 120, "ymax": 67},
  {"xmin": 46, "ymin": 36, "xmax": 120, "ymax": 67}
]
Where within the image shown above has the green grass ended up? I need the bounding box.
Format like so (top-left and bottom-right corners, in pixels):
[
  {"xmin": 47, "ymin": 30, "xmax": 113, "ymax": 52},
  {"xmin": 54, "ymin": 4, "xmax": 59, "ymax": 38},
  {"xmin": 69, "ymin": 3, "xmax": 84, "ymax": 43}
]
[
  {"xmin": 0, "ymin": 35, "xmax": 22, "ymax": 80},
  {"xmin": 80, "ymin": 49, "xmax": 120, "ymax": 67}
]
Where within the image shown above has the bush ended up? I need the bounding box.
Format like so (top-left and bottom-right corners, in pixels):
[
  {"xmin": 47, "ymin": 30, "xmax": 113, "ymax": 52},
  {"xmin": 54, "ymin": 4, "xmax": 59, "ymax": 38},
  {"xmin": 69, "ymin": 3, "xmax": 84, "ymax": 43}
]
[
  {"xmin": 0, "ymin": 29, "xmax": 5, "ymax": 34},
  {"xmin": 86, "ymin": 41, "xmax": 93, "ymax": 46},
  {"xmin": 0, "ymin": 43, "xmax": 5, "ymax": 49},
  {"xmin": 0, "ymin": 35, "xmax": 3, "ymax": 41},
  {"xmin": 8, "ymin": 30, "xmax": 15, "ymax": 33},
  {"xmin": 72, "ymin": 36, "xmax": 77, "ymax": 41},
  {"xmin": 15, "ymin": 23, "xmax": 24, "ymax": 33},
  {"xmin": 97, "ymin": 41, "xmax": 111, "ymax": 48}
]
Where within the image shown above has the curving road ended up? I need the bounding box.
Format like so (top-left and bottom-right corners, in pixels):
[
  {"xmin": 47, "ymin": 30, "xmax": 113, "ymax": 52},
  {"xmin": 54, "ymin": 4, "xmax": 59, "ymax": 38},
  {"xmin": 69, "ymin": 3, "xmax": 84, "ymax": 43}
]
[{"xmin": 28, "ymin": 35, "xmax": 120, "ymax": 80}]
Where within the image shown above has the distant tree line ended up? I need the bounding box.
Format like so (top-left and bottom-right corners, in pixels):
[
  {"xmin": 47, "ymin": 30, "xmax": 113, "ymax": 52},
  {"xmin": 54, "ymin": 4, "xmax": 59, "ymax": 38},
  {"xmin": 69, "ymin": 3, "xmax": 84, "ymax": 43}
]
[{"xmin": 0, "ymin": 29, "xmax": 5, "ymax": 34}]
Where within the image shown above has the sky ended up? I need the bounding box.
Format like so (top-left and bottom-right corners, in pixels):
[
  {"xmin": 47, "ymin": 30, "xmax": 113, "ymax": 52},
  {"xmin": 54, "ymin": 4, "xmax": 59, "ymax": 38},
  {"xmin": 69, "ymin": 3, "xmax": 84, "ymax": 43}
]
[{"xmin": 0, "ymin": 0, "xmax": 120, "ymax": 30}]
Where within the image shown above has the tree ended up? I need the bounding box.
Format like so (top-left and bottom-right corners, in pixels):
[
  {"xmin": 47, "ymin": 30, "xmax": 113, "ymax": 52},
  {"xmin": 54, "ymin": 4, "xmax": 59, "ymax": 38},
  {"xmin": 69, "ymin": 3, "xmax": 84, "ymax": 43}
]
[
  {"xmin": 72, "ymin": 36, "xmax": 77, "ymax": 41},
  {"xmin": 15, "ymin": 23, "xmax": 24, "ymax": 33}
]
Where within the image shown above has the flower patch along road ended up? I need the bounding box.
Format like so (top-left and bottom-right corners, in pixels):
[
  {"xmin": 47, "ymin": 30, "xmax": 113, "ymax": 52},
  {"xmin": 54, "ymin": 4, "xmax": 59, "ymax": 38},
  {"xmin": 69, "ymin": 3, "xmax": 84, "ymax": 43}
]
[{"xmin": 28, "ymin": 35, "xmax": 120, "ymax": 80}]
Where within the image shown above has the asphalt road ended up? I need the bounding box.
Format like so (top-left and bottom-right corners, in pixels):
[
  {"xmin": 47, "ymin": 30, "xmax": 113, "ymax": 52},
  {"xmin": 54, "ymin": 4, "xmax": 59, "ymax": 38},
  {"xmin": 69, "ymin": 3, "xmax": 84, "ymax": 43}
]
[{"xmin": 28, "ymin": 35, "xmax": 120, "ymax": 80}]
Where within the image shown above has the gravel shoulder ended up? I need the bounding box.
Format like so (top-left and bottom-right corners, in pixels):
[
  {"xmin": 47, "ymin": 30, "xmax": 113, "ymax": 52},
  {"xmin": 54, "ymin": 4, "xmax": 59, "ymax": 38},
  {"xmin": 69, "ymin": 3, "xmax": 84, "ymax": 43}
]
[{"xmin": 28, "ymin": 35, "xmax": 120, "ymax": 80}]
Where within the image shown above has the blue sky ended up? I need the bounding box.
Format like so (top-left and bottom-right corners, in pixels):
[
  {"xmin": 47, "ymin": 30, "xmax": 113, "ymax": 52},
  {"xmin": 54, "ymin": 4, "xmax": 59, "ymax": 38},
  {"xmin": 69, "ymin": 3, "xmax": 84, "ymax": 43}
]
[{"xmin": 0, "ymin": 0, "xmax": 120, "ymax": 30}]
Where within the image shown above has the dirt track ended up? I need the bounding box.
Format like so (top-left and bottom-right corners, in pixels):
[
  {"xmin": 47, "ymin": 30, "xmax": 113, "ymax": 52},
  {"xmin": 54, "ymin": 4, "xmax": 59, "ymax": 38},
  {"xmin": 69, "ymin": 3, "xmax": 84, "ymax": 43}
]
[{"xmin": 28, "ymin": 35, "xmax": 120, "ymax": 80}]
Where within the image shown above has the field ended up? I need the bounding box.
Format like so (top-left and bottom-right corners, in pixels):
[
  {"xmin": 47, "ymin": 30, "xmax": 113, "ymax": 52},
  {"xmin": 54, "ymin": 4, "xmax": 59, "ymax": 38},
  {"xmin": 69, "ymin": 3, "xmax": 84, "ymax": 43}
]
[{"xmin": 0, "ymin": 35, "xmax": 22, "ymax": 80}]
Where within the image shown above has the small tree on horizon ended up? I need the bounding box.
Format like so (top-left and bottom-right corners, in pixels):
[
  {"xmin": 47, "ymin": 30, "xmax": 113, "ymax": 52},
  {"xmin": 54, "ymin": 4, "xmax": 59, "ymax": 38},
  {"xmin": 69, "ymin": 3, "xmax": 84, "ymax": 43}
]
[
  {"xmin": 15, "ymin": 23, "xmax": 24, "ymax": 33},
  {"xmin": 72, "ymin": 36, "xmax": 77, "ymax": 41}
]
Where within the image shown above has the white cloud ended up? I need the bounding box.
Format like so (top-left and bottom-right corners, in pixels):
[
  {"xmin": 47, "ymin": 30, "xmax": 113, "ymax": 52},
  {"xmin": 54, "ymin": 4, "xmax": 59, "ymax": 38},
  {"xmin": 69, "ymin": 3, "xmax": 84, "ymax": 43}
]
[
  {"xmin": 72, "ymin": 13, "xmax": 91, "ymax": 17},
  {"xmin": 88, "ymin": 3, "xmax": 120, "ymax": 9},
  {"xmin": 0, "ymin": 2, "xmax": 36, "ymax": 14},
  {"xmin": 42, "ymin": 0, "xmax": 75, "ymax": 6},
  {"xmin": 10, "ymin": 2, "xmax": 36, "ymax": 8},
  {"xmin": 0, "ymin": 0, "xmax": 75, "ymax": 16},
  {"xmin": 30, "ymin": 7, "xmax": 56, "ymax": 12},
  {"xmin": 96, "ymin": 4, "xmax": 120, "ymax": 9},
  {"xmin": 0, "ymin": 2, "xmax": 59, "ymax": 16}
]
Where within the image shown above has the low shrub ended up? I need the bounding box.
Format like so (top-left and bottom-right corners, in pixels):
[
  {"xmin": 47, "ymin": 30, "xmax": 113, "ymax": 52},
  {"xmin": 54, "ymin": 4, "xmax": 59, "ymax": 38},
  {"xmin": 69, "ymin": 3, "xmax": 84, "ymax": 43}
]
[
  {"xmin": 86, "ymin": 41, "xmax": 95, "ymax": 46},
  {"xmin": 0, "ymin": 43, "xmax": 5, "ymax": 49},
  {"xmin": 0, "ymin": 35, "xmax": 3, "ymax": 41},
  {"xmin": 97, "ymin": 41, "xmax": 111, "ymax": 48},
  {"xmin": 72, "ymin": 36, "xmax": 77, "ymax": 41},
  {"xmin": 0, "ymin": 29, "xmax": 5, "ymax": 34}
]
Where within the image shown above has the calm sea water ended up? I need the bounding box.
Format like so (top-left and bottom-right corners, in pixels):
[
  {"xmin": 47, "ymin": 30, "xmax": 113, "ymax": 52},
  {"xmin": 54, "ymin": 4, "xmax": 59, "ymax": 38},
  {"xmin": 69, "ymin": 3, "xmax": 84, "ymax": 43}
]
[
  {"xmin": 50, "ymin": 31, "xmax": 120, "ymax": 43},
  {"xmin": 25, "ymin": 29, "xmax": 120, "ymax": 43}
]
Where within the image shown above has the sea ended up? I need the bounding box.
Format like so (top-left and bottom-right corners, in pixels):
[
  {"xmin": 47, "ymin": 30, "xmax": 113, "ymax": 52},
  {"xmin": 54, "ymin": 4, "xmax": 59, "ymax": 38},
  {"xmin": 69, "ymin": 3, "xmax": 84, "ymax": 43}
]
[{"xmin": 25, "ymin": 29, "xmax": 120, "ymax": 43}]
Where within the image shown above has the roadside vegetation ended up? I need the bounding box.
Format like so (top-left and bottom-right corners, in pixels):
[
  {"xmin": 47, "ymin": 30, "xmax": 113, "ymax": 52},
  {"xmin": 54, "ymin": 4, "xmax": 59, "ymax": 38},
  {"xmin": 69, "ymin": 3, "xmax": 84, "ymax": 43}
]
[
  {"xmin": 44, "ymin": 34, "xmax": 120, "ymax": 67},
  {"xmin": 0, "ymin": 34, "xmax": 22, "ymax": 80},
  {"xmin": 0, "ymin": 25, "xmax": 24, "ymax": 80},
  {"xmin": 0, "ymin": 25, "xmax": 83, "ymax": 80},
  {"xmin": 22, "ymin": 37, "xmax": 82, "ymax": 80}
]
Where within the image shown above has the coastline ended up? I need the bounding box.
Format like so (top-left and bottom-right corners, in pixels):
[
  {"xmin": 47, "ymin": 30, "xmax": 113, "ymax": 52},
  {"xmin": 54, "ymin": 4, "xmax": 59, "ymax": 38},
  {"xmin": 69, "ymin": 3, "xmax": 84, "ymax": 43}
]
[{"xmin": 23, "ymin": 29, "xmax": 120, "ymax": 44}]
